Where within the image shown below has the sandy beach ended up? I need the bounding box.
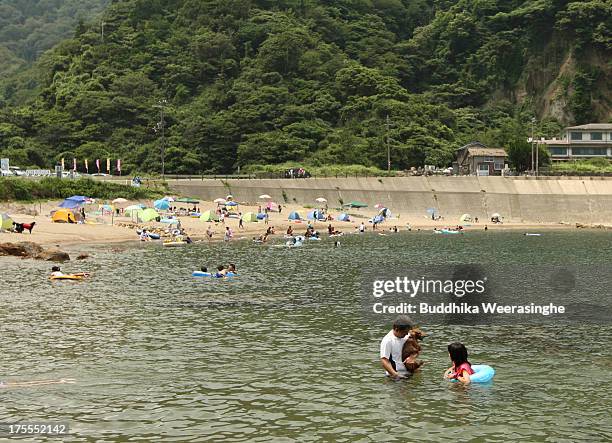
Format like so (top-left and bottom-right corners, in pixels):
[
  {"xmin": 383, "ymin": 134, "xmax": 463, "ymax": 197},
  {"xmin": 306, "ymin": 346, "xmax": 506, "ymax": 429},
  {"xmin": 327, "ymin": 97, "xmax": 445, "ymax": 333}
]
[{"xmin": 0, "ymin": 198, "xmax": 589, "ymax": 251}]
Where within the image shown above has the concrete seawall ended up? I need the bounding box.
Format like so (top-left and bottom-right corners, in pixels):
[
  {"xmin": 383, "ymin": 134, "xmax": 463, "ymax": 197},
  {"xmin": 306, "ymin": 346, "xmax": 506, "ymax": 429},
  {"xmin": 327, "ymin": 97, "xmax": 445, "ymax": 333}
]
[{"xmin": 169, "ymin": 176, "xmax": 612, "ymax": 223}]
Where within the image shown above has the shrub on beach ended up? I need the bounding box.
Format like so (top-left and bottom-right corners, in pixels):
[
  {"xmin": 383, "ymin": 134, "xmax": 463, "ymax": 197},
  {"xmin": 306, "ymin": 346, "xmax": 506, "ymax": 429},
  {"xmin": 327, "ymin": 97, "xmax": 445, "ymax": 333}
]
[{"xmin": 0, "ymin": 178, "xmax": 163, "ymax": 201}]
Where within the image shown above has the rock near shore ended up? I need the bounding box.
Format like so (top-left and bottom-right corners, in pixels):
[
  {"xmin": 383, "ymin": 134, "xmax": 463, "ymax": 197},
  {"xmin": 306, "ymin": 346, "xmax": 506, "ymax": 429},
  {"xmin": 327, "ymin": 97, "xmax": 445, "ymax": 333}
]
[{"xmin": 0, "ymin": 241, "xmax": 70, "ymax": 262}]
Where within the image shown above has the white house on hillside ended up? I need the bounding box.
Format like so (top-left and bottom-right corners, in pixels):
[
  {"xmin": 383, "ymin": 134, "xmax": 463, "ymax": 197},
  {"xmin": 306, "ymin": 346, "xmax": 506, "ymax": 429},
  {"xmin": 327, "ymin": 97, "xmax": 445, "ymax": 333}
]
[{"xmin": 540, "ymin": 123, "xmax": 612, "ymax": 161}]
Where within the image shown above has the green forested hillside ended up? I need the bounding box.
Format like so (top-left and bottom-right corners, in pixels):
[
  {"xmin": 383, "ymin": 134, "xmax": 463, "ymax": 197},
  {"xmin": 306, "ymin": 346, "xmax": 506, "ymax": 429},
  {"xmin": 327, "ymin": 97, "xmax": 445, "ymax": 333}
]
[
  {"xmin": 0, "ymin": 0, "xmax": 109, "ymax": 73},
  {"xmin": 0, "ymin": 0, "xmax": 610, "ymax": 174}
]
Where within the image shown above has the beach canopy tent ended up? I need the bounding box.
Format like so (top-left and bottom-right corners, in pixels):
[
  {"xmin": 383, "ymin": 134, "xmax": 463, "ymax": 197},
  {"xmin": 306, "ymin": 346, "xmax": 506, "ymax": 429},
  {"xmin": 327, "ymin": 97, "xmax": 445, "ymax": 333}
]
[
  {"xmin": 371, "ymin": 215, "xmax": 385, "ymax": 224},
  {"xmin": 258, "ymin": 194, "xmax": 272, "ymax": 200},
  {"xmin": 241, "ymin": 212, "xmax": 259, "ymax": 222},
  {"xmin": 288, "ymin": 211, "xmax": 302, "ymax": 220},
  {"xmin": 459, "ymin": 213, "xmax": 472, "ymax": 222},
  {"xmin": 51, "ymin": 208, "xmax": 78, "ymax": 223},
  {"xmin": 176, "ymin": 197, "xmax": 199, "ymax": 204},
  {"xmin": 154, "ymin": 199, "xmax": 170, "ymax": 210},
  {"xmin": 200, "ymin": 210, "xmax": 219, "ymax": 222},
  {"xmin": 265, "ymin": 201, "xmax": 279, "ymax": 212},
  {"xmin": 1, "ymin": 213, "xmax": 14, "ymax": 230},
  {"xmin": 344, "ymin": 201, "xmax": 368, "ymax": 208},
  {"xmin": 213, "ymin": 198, "xmax": 226, "ymax": 204},
  {"xmin": 59, "ymin": 197, "xmax": 86, "ymax": 209},
  {"xmin": 307, "ymin": 210, "xmax": 326, "ymax": 221},
  {"xmin": 337, "ymin": 213, "xmax": 350, "ymax": 222},
  {"xmin": 112, "ymin": 198, "xmax": 128, "ymax": 204},
  {"xmin": 140, "ymin": 208, "xmax": 159, "ymax": 222}
]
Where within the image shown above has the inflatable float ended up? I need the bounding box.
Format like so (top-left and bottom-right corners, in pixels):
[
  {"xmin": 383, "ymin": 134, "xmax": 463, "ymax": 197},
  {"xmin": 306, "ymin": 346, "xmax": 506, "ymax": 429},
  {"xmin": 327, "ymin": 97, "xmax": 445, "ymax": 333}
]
[
  {"xmin": 192, "ymin": 271, "xmax": 237, "ymax": 278},
  {"xmin": 434, "ymin": 229, "xmax": 461, "ymax": 235},
  {"xmin": 449, "ymin": 365, "xmax": 495, "ymax": 383},
  {"xmin": 49, "ymin": 273, "xmax": 87, "ymax": 281}
]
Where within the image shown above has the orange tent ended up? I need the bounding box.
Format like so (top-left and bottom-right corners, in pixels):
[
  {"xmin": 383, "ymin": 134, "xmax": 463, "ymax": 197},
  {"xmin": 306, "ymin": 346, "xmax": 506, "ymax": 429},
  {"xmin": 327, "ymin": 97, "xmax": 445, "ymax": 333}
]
[{"xmin": 51, "ymin": 208, "xmax": 77, "ymax": 223}]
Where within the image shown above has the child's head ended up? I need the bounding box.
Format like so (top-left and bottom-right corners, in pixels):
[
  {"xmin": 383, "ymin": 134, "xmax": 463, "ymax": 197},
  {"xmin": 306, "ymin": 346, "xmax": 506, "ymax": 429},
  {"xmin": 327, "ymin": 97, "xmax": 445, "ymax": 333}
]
[
  {"xmin": 201, "ymin": 266, "xmax": 207, "ymax": 272},
  {"xmin": 51, "ymin": 266, "xmax": 60, "ymax": 272},
  {"xmin": 448, "ymin": 342, "xmax": 469, "ymax": 367},
  {"xmin": 217, "ymin": 265, "xmax": 225, "ymax": 271}
]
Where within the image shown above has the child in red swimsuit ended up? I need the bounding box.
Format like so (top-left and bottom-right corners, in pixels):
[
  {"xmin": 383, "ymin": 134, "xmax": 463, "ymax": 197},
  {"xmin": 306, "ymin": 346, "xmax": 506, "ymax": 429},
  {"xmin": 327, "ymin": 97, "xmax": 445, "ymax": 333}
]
[{"xmin": 443, "ymin": 342, "xmax": 475, "ymax": 384}]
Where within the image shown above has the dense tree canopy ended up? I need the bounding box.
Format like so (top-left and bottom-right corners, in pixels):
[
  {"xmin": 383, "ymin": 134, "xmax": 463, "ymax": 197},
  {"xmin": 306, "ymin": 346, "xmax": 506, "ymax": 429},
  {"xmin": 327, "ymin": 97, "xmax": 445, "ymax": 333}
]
[{"xmin": 0, "ymin": 0, "xmax": 610, "ymax": 174}]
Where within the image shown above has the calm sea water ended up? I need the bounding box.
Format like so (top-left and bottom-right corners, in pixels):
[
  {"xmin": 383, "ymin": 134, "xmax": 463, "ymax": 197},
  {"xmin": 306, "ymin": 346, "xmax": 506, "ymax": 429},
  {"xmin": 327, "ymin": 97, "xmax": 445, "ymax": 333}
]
[{"xmin": 1, "ymin": 231, "xmax": 611, "ymax": 441}]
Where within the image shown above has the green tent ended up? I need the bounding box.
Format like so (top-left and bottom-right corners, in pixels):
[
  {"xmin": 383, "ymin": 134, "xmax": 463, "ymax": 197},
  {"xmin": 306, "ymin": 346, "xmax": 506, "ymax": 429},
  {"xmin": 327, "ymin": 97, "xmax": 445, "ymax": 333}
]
[
  {"xmin": 176, "ymin": 197, "xmax": 200, "ymax": 204},
  {"xmin": 241, "ymin": 212, "xmax": 258, "ymax": 222},
  {"xmin": 1, "ymin": 213, "xmax": 13, "ymax": 230},
  {"xmin": 200, "ymin": 210, "xmax": 219, "ymax": 222},
  {"xmin": 345, "ymin": 201, "xmax": 368, "ymax": 208},
  {"xmin": 140, "ymin": 208, "xmax": 159, "ymax": 222}
]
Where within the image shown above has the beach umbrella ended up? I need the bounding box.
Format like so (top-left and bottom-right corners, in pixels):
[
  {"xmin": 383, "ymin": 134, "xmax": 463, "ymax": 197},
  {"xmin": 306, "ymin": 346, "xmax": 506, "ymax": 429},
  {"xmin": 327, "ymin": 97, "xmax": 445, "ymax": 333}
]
[
  {"xmin": 265, "ymin": 201, "xmax": 279, "ymax": 212},
  {"xmin": 374, "ymin": 203, "xmax": 384, "ymax": 209},
  {"xmin": 66, "ymin": 195, "xmax": 90, "ymax": 203},
  {"xmin": 315, "ymin": 197, "xmax": 327, "ymax": 203},
  {"xmin": 154, "ymin": 199, "xmax": 170, "ymax": 210},
  {"xmin": 491, "ymin": 213, "xmax": 501, "ymax": 218},
  {"xmin": 200, "ymin": 210, "xmax": 220, "ymax": 222},
  {"xmin": 259, "ymin": 194, "xmax": 272, "ymax": 200},
  {"xmin": 214, "ymin": 198, "xmax": 227, "ymax": 204},
  {"xmin": 112, "ymin": 198, "xmax": 128, "ymax": 204},
  {"xmin": 58, "ymin": 198, "xmax": 84, "ymax": 209},
  {"xmin": 459, "ymin": 213, "xmax": 472, "ymax": 222},
  {"xmin": 226, "ymin": 201, "xmax": 239, "ymax": 207},
  {"xmin": 163, "ymin": 196, "xmax": 175, "ymax": 202},
  {"xmin": 0, "ymin": 213, "xmax": 13, "ymax": 230},
  {"xmin": 241, "ymin": 212, "xmax": 259, "ymax": 222},
  {"xmin": 226, "ymin": 195, "xmax": 233, "ymax": 200}
]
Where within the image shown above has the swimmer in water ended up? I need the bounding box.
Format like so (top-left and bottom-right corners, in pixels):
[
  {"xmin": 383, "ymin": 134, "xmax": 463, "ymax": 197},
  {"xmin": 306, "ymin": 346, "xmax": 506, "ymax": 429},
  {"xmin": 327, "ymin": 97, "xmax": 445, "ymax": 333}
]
[{"xmin": 50, "ymin": 266, "xmax": 64, "ymax": 277}]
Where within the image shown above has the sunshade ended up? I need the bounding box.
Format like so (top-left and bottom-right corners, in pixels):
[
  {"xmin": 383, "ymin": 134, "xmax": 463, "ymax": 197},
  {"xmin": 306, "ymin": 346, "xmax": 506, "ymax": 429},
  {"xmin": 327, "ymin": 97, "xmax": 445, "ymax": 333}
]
[
  {"xmin": 259, "ymin": 194, "xmax": 272, "ymax": 199},
  {"xmin": 241, "ymin": 212, "xmax": 259, "ymax": 222},
  {"xmin": 200, "ymin": 210, "xmax": 220, "ymax": 222},
  {"xmin": 154, "ymin": 199, "xmax": 170, "ymax": 210},
  {"xmin": 265, "ymin": 201, "xmax": 278, "ymax": 211},
  {"xmin": 459, "ymin": 213, "xmax": 472, "ymax": 222},
  {"xmin": 226, "ymin": 195, "xmax": 233, "ymax": 200},
  {"xmin": 315, "ymin": 197, "xmax": 327, "ymax": 203},
  {"xmin": 175, "ymin": 197, "xmax": 199, "ymax": 204},
  {"xmin": 59, "ymin": 198, "xmax": 84, "ymax": 209},
  {"xmin": 288, "ymin": 211, "xmax": 301, "ymax": 220},
  {"xmin": 140, "ymin": 208, "xmax": 159, "ymax": 222},
  {"xmin": 214, "ymin": 198, "xmax": 227, "ymax": 204},
  {"xmin": 491, "ymin": 213, "xmax": 501, "ymax": 218},
  {"xmin": 67, "ymin": 195, "xmax": 89, "ymax": 202},
  {"xmin": 163, "ymin": 196, "xmax": 175, "ymax": 202},
  {"xmin": 0, "ymin": 213, "xmax": 13, "ymax": 230},
  {"xmin": 225, "ymin": 201, "xmax": 239, "ymax": 206},
  {"xmin": 112, "ymin": 198, "xmax": 128, "ymax": 204}
]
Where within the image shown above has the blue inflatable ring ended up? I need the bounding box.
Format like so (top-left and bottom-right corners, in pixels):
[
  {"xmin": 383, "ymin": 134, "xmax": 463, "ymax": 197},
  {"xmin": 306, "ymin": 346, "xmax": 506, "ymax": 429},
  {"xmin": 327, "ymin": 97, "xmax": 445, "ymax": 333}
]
[
  {"xmin": 450, "ymin": 364, "xmax": 495, "ymax": 383},
  {"xmin": 192, "ymin": 271, "xmax": 237, "ymax": 278}
]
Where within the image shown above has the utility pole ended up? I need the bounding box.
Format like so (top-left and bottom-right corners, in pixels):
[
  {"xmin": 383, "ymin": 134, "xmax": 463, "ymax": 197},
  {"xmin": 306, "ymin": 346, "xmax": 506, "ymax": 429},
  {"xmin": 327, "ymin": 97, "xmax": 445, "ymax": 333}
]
[
  {"xmin": 531, "ymin": 117, "xmax": 536, "ymax": 174},
  {"xmin": 385, "ymin": 114, "xmax": 391, "ymax": 173},
  {"xmin": 153, "ymin": 99, "xmax": 168, "ymax": 180}
]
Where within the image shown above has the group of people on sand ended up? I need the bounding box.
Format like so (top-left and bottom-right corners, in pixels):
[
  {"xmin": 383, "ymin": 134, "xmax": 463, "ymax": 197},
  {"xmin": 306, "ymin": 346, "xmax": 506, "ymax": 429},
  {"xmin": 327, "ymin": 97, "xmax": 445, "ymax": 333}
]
[{"xmin": 381, "ymin": 315, "xmax": 476, "ymax": 384}]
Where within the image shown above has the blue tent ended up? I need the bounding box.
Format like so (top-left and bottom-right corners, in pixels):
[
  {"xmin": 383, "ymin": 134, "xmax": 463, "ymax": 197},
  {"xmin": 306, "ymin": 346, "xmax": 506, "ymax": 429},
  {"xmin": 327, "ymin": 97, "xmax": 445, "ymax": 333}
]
[
  {"xmin": 154, "ymin": 199, "xmax": 170, "ymax": 210},
  {"xmin": 256, "ymin": 213, "xmax": 266, "ymax": 220},
  {"xmin": 59, "ymin": 198, "xmax": 84, "ymax": 209},
  {"xmin": 337, "ymin": 213, "xmax": 350, "ymax": 222},
  {"xmin": 307, "ymin": 210, "xmax": 325, "ymax": 220},
  {"xmin": 288, "ymin": 211, "xmax": 301, "ymax": 220},
  {"xmin": 371, "ymin": 215, "xmax": 385, "ymax": 224},
  {"xmin": 67, "ymin": 195, "xmax": 89, "ymax": 202}
]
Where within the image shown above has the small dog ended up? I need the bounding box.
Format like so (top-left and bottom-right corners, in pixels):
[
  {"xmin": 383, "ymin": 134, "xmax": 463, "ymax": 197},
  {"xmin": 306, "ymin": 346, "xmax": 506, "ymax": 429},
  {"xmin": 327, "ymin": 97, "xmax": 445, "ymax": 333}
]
[
  {"xmin": 12, "ymin": 221, "xmax": 36, "ymax": 234},
  {"xmin": 401, "ymin": 327, "xmax": 427, "ymax": 373}
]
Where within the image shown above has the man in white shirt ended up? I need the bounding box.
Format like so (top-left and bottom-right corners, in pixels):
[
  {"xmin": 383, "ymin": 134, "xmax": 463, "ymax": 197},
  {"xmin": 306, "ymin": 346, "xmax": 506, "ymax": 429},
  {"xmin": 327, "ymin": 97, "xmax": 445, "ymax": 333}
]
[{"xmin": 380, "ymin": 315, "xmax": 413, "ymax": 379}]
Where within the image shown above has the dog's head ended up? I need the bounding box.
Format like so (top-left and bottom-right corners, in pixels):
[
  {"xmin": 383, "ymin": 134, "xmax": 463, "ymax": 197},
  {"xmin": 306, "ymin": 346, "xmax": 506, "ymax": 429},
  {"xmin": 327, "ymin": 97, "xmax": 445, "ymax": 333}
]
[{"xmin": 409, "ymin": 327, "xmax": 427, "ymax": 341}]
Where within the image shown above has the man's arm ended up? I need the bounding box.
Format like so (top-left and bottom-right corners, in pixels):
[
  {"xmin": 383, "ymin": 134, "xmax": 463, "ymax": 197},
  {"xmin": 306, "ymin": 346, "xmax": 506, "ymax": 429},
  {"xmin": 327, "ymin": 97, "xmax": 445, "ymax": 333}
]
[{"xmin": 381, "ymin": 357, "xmax": 401, "ymax": 379}]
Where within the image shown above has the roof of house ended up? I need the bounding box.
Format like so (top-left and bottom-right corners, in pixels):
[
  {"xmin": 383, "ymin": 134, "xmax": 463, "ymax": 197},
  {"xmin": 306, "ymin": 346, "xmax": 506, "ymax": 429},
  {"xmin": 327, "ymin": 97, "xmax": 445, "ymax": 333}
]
[
  {"xmin": 566, "ymin": 123, "xmax": 612, "ymax": 131},
  {"xmin": 465, "ymin": 147, "xmax": 507, "ymax": 157}
]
